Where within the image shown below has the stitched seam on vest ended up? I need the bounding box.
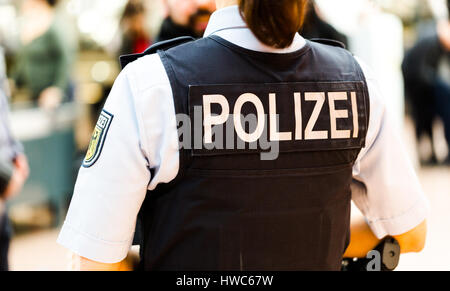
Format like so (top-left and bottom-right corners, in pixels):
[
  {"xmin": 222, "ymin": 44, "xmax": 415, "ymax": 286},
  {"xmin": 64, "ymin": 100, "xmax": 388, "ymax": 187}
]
[
  {"xmin": 158, "ymin": 50, "xmax": 187, "ymax": 177},
  {"xmin": 188, "ymin": 162, "xmax": 352, "ymax": 178},
  {"xmin": 352, "ymin": 55, "xmax": 371, "ymax": 141},
  {"xmin": 190, "ymin": 145, "xmax": 366, "ymax": 157}
]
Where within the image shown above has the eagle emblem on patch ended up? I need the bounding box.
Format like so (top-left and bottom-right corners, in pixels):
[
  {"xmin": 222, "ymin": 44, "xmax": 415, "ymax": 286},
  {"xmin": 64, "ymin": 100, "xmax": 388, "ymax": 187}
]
[{"xmin": 83, "ymin": 110, "xmax": 114, "ymax": 168}]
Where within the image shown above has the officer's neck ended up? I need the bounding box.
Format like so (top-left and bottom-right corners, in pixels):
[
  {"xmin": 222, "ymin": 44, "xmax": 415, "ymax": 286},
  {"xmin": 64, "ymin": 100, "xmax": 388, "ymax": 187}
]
[{"xmin": 215, "ymin": 0, "xmax": 238, "ymax": 9}]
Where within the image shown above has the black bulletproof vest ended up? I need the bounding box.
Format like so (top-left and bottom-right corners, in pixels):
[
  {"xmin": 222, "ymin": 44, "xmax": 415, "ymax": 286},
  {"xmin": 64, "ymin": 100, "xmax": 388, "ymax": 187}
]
[{"xmin": 137, "ymin": 36, "xmax": 370, "ymax": 271}]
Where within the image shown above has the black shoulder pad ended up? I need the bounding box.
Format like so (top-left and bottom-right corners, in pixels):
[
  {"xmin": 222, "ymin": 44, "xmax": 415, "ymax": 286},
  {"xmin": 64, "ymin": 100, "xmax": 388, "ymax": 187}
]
[
  {"xmin": 119, "ymin": 36, "xmax": 195, "ymax": 70},
  {"xmin": 310, "ymin": 38, "xmax": 346, "ymax": 49}
]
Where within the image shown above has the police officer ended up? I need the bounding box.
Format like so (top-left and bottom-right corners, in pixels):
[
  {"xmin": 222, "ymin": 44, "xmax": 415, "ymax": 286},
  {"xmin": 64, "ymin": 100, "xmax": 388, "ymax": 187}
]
[{"xmin": 58, "ymin": 0, "xmax": 429, "ymax": 271}]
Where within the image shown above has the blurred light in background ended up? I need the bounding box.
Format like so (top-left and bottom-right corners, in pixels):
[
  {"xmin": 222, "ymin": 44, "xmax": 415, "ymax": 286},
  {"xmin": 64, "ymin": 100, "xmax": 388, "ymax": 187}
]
[
  {"xmin": 60, "ymin": 0, "xmax": 165, "ymax": 49},
  {"xmin": 427, "ymin": 0, "xmax": 449, "ymax": 19},
  {"xmin": 67, "ymin": 0, "xmax": 128, "ymax": 46},
  {"xmin": 91, "ymin": 61, "xmax": 111, "ymax": 83},
  {"xmin": 0, "ymin": 3, "xmax": 18, "ymax": 50},
  {"xmin": 66, "ymin": 0, "xmax": 127, "ymax": 46}
]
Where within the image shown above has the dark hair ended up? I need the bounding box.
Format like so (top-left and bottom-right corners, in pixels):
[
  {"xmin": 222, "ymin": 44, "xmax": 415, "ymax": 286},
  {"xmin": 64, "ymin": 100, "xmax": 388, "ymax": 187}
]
[
  {"xmin": 239, "ymin": 0, "xmax": 308, "ymax": 49},
  {"xmin": 45, "ymin": 0, "xmax": 59, "ymax": 7}
]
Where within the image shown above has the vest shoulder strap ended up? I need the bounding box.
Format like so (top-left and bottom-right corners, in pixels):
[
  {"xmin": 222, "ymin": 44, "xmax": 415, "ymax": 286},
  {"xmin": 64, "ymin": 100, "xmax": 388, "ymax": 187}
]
[
  {"xmin": 119, "ymin": 36, "xmax": 195, "ymax": 70},
  {"xmin": 310, "ymin": 38, "xmax": 346, "ymax": 49}
]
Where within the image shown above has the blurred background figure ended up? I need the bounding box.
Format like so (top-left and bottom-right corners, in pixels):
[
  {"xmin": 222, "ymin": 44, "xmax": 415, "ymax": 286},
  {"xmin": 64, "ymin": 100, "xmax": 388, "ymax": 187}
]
[
  {"xmin": 156, "ymin": 0, "xmax": 215, "ymax": 42},
  {"xmin": 436, "ymin": 11, "xmax": 450, "ymax": 164},
  {"xmin": 11, "ymin": 0, "xmax": 72, "ymax": 110},
  {"xmin": 402, "ymin": 0, "xmax": 450, "ymax": 165},
  {"xmin": 301, "ymin": 0, "xmax": 348, "ymax": 47},
  {"xmin": 1, "ymin": 47, "xmax": 29, "ymax": 271},
  {"xmin": 118, "ymin": 0, "xmax": 151, "ymax": 56}
]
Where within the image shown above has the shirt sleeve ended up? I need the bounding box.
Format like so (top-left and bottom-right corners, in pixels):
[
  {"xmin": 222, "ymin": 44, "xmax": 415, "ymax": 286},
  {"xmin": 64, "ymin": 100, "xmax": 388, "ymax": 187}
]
[
  {"xmin": 352, "ymin": 58, "xmax": 430, "ymax": 239},
  {"xmin": 57, "ymin": 67, "xmax": 151, "ymax": 264}
]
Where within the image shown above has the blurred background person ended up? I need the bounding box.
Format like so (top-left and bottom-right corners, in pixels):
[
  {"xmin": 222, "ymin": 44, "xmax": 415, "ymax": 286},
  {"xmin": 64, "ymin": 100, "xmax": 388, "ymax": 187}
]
[
  {"xmin": 11, "ymin": 0, "xmax": 71, "ymax": 109},
  {"xmin": 301, "ymin": 0, "xmax": 348, "ymax": 47},
  {"xmin": 118, "ymin": 0, "xmax": 151, "ymax": 56},
  {"xmin": 402, "ymin": 0, "xmax": 450, "ymax": 165},
  {"xmin": 436, "ymin": 49, "xmax": 450, "ymax": 162},
  {"xmin": 156, "ymin": 0, "xmax": 215, "ymax": 42},
  {"xmin": 434, "ymin": 0, "xmax": 450, "ymax": 164},
  {"xmin": 0, "ymin": 47, "xmax": 29, "ymax": 271}
]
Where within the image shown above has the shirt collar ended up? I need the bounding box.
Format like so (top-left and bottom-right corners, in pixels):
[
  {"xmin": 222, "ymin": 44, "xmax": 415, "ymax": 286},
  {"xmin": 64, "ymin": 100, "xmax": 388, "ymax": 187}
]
[{"xmin": 203, "ymin": 5, "xmax": 306, "ymax": 54}]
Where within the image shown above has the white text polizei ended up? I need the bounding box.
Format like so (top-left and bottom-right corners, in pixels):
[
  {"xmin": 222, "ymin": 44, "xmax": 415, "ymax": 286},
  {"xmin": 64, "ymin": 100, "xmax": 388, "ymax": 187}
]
[{"xmin": 202, "ymin": 91, "xmax": 360, "ymax": 144}]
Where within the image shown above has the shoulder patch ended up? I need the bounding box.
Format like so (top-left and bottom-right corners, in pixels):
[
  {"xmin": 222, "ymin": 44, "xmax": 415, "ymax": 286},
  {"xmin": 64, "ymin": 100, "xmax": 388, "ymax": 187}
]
[{"xmin": 83, "ymin": 110, "xmax": 114, "ymax": 168}]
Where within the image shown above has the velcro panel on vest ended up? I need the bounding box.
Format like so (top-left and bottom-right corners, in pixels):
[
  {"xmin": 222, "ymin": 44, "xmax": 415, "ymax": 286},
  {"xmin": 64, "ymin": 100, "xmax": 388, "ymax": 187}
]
[{"xmin": 188, "ymin": 81, "xmax": 368, "ymax": 156}]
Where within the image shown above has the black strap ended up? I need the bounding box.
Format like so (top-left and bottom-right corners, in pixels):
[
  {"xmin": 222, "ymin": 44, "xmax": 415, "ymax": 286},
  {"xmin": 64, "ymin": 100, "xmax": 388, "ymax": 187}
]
[{"xmin": 119, "ymin": 36, "xmax": 195, "ymax": 70}]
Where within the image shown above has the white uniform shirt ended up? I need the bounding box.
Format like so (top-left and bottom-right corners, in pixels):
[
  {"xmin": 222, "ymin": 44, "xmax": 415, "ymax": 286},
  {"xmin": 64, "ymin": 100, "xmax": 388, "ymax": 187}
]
[{"xmin": 58, "ymin": 5, "xmax": 430, "ymax": 264}]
